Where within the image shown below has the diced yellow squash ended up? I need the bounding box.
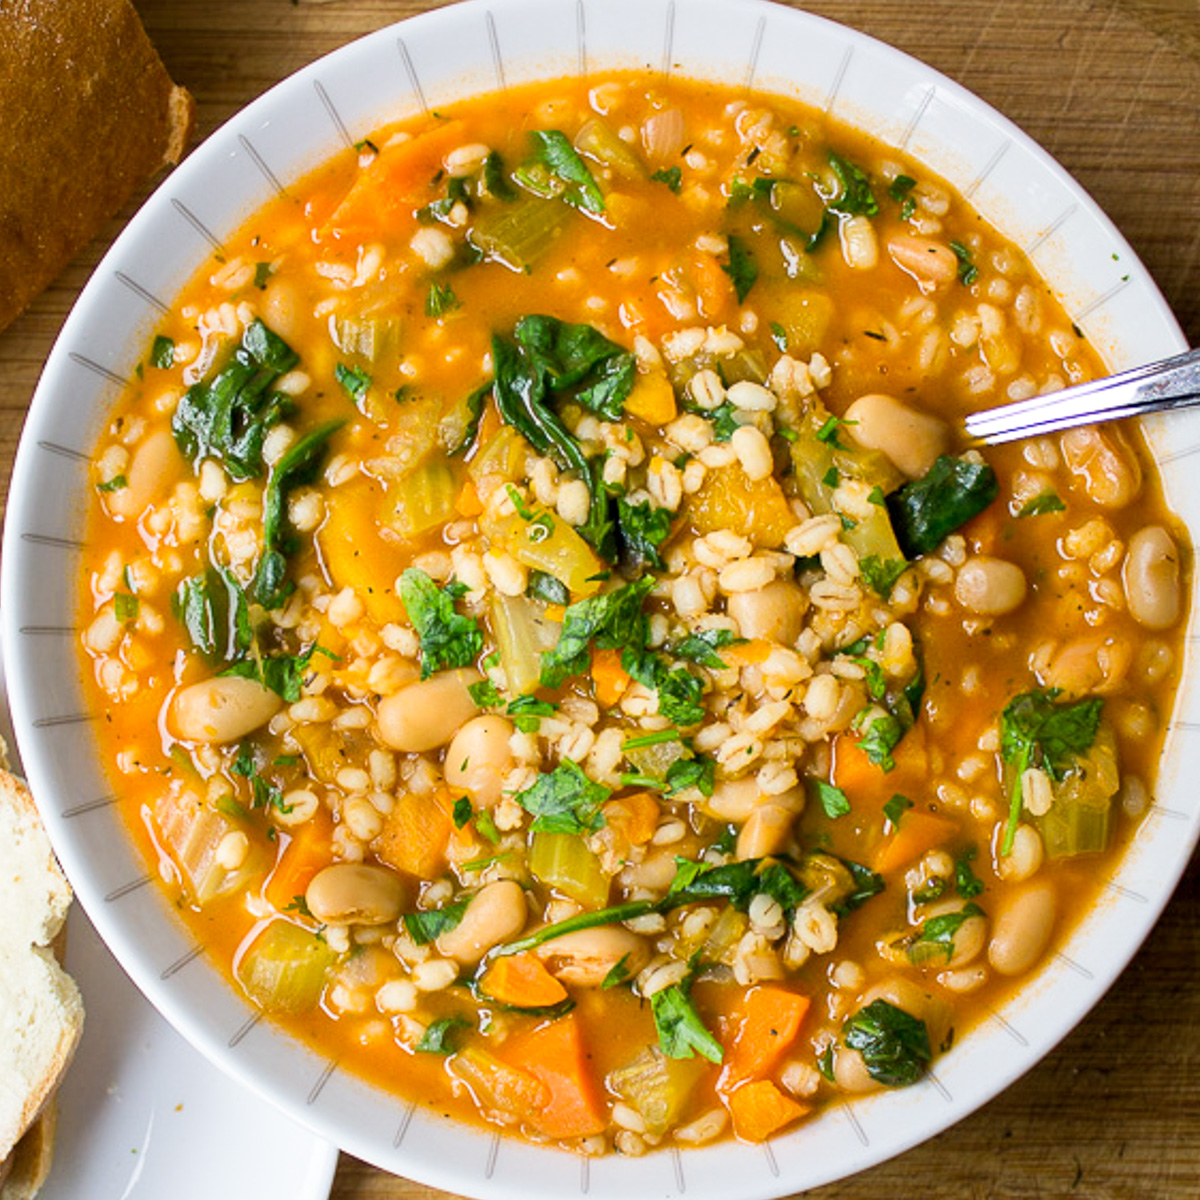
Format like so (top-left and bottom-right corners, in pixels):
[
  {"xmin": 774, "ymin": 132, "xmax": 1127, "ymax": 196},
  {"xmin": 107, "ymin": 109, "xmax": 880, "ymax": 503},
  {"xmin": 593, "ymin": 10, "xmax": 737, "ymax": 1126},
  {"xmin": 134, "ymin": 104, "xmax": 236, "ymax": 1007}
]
[
  {"xmin": 481, "ymin": 508, "xmax": 604, "ymax": 598},
  {"xmin": 625, "ymin": 370, "xmax": 677, "ymax": 426},
  {"xmin": 685, "ymin": 464, "xmax": 795, "ymax": 549},
  {"xmin": 317, "ymin": 477, "xmax": 407, "ymax": 625}
]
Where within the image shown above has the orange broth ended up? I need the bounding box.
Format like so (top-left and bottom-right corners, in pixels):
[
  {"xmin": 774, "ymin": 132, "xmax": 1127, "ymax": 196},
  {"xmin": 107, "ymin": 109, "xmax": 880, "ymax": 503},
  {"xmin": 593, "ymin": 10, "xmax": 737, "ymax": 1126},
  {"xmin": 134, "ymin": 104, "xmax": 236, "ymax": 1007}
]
[{"xmin": 80, "ymin": 73, "xmax": 1187, "ymax": 1153}]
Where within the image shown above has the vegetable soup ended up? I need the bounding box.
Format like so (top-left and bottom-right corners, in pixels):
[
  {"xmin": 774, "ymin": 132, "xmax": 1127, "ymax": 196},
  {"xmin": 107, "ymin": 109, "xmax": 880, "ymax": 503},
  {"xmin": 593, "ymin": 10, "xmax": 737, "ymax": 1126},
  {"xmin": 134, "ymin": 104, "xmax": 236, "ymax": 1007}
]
[{"xmin": 80, "ymin": 73, "xmax": 1187, "ymax": 1154}]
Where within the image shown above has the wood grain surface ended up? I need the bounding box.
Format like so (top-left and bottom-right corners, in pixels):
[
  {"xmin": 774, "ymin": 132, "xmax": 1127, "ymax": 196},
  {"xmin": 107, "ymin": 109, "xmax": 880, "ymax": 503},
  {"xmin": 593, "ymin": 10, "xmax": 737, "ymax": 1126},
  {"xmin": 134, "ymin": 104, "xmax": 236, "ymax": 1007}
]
[{"xmin": 1, "ymin": 1, "xmax": 1197, "ymax": 1197}]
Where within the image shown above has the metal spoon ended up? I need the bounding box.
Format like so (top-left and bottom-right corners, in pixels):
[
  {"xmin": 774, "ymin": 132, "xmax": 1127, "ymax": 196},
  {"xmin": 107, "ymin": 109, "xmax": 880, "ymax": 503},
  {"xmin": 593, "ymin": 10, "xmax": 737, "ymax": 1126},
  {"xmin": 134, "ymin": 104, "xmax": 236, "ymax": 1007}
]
[{"xmin": 963, "ymin": 346, "xmax": 1200, "ymax": 445}]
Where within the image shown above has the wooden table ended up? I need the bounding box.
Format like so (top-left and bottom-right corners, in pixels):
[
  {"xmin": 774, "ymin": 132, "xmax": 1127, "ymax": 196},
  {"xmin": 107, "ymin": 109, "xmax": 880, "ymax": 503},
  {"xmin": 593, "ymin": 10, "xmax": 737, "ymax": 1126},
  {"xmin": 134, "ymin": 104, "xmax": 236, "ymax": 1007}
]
[{"xmin": 3, "ymin": 0, "xmax": 1198, "ymax": 1196}]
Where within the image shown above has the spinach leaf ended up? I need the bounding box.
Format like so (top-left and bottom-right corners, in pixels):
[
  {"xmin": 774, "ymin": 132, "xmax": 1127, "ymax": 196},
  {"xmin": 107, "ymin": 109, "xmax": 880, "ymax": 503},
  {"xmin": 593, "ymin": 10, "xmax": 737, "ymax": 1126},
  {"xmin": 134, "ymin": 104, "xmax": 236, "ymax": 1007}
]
[
  {"xmin": 671, "ymin": 628, "xmax": 739, "ymax": 671},
  {"xmin": 151, "ymin": 335, "xmax": 175, "ymax": 369},
  {"xmin": 514, "ymin": 315, "xmax": 636, "ymax": 420},
  {"xmin": 399, "ymin": 568, "xmax": 484, "ymax": 679},
  {"xmin": 828, "ymin": 858, "xmax": 885, "ymax": 916},
  {"xmin": 446, "ymin": 381, "xmax": 492, "ymax": 457},
  {"xmin": 335, "ymin": 362, "xmax": 371, "ymax": 404},
  {"xmin": 843, "ymin": 999, "xmax": 931, "ymax": 1086},
  {"xmin": 888, "ymin": 455, "xmax": 998, "ymax": 558},
  {"xmin": 616, "ymin": 497, "xmax": 673, "ymax": 572},
  {"xmin": 908, "ymin": 902, "xmax": 984, "ymax": 962},
  {"xmin": 998, "ymin": 689, "xmax": 1103, "ymax": 854},
  {"xmin": 527, "ymin": 569, "xmax": 570, "ymax": 606},
  {"xmin": 491, "ymin": 327, "xmax": 620, "ymax": 558},
  {"xmin": 526, "ymin": 130, "xmax": 606, "ymax": 214},
  {"xmin": 651, "ymin": 983, "xmax": 724, "ymax": 1063},
  {"xmin": 173, "ymin": 565, "xmax": 252, "ymax": 665},
  {"xmin": 254, "ymin": 419, "xmax": 344, "ymax": 608},
  {"xmin": 513, "ymin": 759, "xmax": 611, "ymax": 835},
  {"xmin": 172, "ymin": 318, "xmax": 298, "ymax": 480},
  {"xmin": 857, "ymin": 713, "xmax": 904, "ymax": 772},
  {"xmin": 826, "ymin": 152, "xmax": 878, "ymax": 217}
]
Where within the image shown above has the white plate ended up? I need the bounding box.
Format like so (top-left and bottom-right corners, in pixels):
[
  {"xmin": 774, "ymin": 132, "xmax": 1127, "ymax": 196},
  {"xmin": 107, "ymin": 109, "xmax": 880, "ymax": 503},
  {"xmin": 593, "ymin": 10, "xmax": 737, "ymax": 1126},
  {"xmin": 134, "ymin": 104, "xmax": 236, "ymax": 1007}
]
[
  {"xmin": 0, "ymin": 649, "xmax": 339, "ymax": 1200},
  {"xmin": 38, "ymin": 907, "xmax": 340, "ymax": 1200}
]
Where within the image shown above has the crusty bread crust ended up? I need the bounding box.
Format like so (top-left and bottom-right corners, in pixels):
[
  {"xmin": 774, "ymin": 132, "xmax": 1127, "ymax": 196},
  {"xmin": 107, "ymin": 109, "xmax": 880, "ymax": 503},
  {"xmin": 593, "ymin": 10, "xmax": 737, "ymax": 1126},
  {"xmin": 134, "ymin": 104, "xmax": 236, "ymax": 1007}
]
[
  {"xmin": 0, "ymin": 0, "xmax": 195, "ymax": 331},
  {"xmin": 0, "ymin": 770, "xmax": 84, "ymax": 1196}
]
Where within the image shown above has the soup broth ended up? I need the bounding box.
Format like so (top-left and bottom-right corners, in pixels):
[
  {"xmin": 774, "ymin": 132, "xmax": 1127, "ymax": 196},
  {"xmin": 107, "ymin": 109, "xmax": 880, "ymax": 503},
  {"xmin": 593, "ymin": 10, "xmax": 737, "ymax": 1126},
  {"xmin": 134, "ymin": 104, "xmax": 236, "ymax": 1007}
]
[{"xmin": 80, "ymin": 73, "xmax": 1187, "ymax": 1154}]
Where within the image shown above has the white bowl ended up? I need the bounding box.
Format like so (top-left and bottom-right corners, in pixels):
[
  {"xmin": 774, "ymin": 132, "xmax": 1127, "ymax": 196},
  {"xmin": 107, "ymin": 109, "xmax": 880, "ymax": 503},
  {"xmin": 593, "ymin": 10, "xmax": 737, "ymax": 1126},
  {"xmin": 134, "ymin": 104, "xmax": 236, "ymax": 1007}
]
[{"xmin": 5, "ymin": 2, "xmax": 1196, "ymax": 1197}]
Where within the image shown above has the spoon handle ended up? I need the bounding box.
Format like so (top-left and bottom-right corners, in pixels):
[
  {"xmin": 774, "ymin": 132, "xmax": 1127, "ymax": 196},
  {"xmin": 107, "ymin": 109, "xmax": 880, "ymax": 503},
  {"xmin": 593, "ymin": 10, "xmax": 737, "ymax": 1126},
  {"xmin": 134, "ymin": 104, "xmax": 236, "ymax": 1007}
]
[{"xmin": 964, "ymin": 346, "xmax": 1200, "ymax": 445}]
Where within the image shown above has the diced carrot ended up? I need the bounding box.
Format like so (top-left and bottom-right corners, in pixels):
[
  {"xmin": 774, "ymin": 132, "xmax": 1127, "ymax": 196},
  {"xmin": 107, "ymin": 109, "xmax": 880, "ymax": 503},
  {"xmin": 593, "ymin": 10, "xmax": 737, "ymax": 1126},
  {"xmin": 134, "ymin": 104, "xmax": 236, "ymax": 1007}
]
[
  {"xmin": 375, "ymin": 788, "xmax": 453, "ymax": 879},
  {"xmin": 264, "ymin": 809, "xmax": 334, "ymax": 913},
  {"xmin": 962, "ymin": 498, "xmax": 1007, "ymax": 556},
  {"xmin": 591, "ymin": 646, "xmax": 632, "ymax": 707},
  {"xmin": 602, "ymin": 791, "xmax": 661, "ymax": 847},
  {"xmin": 501, "ymin": 1014, "xmax": 607, "ymax": 1140},
  {"xmin": 455, "ymin": 478, "xmax": 484, "ymax": 518},
  {"xmin": 871, "ymin": 808, "xmax": 960, "ymax": 874},
  {"xmin": 723, "ymin": 638, "xmax": 772, "ymax": 667},
  {"xmin": 477, "ymin": 953, "xmax": 569, "ymax": 1010},
  {"xmin": 322, "ymin": 120, "xmax": 467, "ymax": 239},
  {"xmin": 726, "ymin": 1079, "xmax": 810, "ymax": 1143},
  {"xmin": 688, "ymin": 249, "xmax": 736, "ymax": 321},
  {"xmin": 719, "ymin": 985, "xmax": 810, "ymax": 1092},
  {"xmin": 831, "ymin": 722, "xmax": 930, "ymax": 809}
]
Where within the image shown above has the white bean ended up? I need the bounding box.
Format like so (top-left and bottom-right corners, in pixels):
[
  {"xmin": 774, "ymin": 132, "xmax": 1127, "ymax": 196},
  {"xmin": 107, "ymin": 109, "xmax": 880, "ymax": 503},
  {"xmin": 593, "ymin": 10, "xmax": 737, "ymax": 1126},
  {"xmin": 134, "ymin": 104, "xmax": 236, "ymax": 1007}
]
[
  {"xmin": 954, "ymin": 556, "xmax": 1028, "ymax": 616},
  {"xmin": 843, "ymin": 393, "xmax": 950, "ymax": 479},
  {"xmin": 726, "ymin": 579, "xmax": 808, "ymax": 644},
  {"xmin": 106, "ymin": 428, "xmax": 177, "ymax": 519},
  {"xmin": 988, "ymin": 881, "xmax": 1056, "ymax": 975},
  {"xmin": 444, "ymin": 716, "xmax": 515, "ymax": 808},
  {"xmin": 375, "ymin": 668, "xmax": 482, "ymax": 752},
  {"xmin": 537, "ymin": 925, "xmax": 650, "ymax": 987},
  {"xmin": 736, "ymin": 802, "xmax": 797, "ymax": 860},
  {"xmin": 305, "ymin": 863, "xmax": 408, "ymax": 926},
  {"xmin": 1061, "ymin": 426, "xmax": 1141, "ymax": 508},
  {"xmin": 1122, "ymin": 525, "xmax": 1181, "ymax": 630},
  {"xmin": 169, "ymin": 676, "xmax": 281, "ymax": 744},
  {"xmin": 435, "ymin": 880, "xmax": 527, "ymax": 965},
  {"xmin": 886, "ymin": 234, "xmax": 959, "ymax": 287}
]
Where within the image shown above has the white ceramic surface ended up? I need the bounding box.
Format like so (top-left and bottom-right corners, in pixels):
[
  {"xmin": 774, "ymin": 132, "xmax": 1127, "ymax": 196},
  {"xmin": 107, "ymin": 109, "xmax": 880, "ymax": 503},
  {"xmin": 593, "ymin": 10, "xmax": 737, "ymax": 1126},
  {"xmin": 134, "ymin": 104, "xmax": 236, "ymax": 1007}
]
[
  {"xmin": 3, "ymin": 2, "xmax": 1196, "ymax": 1198},
  {"xmin": 0, "ymin": 651, "xmax": 338, "ymax": 1200}
]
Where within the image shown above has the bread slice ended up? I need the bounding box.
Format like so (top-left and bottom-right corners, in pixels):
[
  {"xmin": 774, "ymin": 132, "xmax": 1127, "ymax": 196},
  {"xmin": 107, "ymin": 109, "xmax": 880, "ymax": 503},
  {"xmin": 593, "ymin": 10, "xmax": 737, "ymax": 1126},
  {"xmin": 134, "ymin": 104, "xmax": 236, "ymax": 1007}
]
[
  {"xmin": 0, "ymin": 0, "xmax": 195, "ymax": 332},
  {"xmin": 0, "ymin": 770, "xmax": 84, "ymax": 1196}
]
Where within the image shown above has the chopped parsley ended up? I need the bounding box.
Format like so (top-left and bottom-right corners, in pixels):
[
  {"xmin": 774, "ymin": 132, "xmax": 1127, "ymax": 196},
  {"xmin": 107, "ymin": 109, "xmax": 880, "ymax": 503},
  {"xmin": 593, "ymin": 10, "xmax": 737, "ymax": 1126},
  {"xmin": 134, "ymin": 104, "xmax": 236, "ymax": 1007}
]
[
  {"xmin": 650, "ymin": 165, "xmax": 683, "ymax": 193},
  {"xmin": 513, "ymin": 760, "xmax": 611, "ymax": 835},
  {"xmin": 404, "ymin": 900, "xmax": 470, "ymax": 946},
  {"xmin": 721, "ymin": 233, "xmax": 758, "ymax": 303},
  {"xmin": 335, "ymin": 361, "xmax": 372, "ymax": 404},
  {"xmin": 398, "ymin": 568, "xmax": 484, "ymax": 679},
  {"xmin": 1018, "ymin": 490, "xmax": 1066, "ymax": 518},
  {"xmin": 814, "ymin": 779, "xmax": 851, "ymax": 819},
  {"xmin": 151, "ymin": 335, "xmax": 175, "ymax": 369},
  {"xmin": 949, "ymin": 240, "xmax": 978, "ymax": 286},
  {"xmin": 425, "ymin": 281, "xmax": 461, "ymax": 318}
]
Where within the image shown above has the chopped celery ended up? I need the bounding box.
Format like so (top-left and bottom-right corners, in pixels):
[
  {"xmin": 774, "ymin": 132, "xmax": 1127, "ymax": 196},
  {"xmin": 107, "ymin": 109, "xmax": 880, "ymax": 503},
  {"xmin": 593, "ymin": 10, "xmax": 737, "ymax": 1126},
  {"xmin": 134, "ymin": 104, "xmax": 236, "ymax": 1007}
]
[
  {"xmin": 380, "ymin": 456, "xmax": 461, "ymax": 539},
  {"xmin": 771, "ymin": 289, "xmax": 833, "ymax": 356},
  {"xmin": 156, "ymin": 790, "xmax": 264, "ymax": 905},
  {"xmin": 450, "ymin": 1045, "xmax": 548, "ymax": 1117},
  {"xmin": 289, "ymin": 722, "xmax": 349, "ymax": 785},
  {"xmin": 490, "ymin": 592, "xmax": 562, "ymax": 694},
  {"xmin": 574, "ymin": 118, "xmax": 647, "ymax": 181},
  {"xmin": 528, "ymin": 830, "xmax": 610, "ymax": 909},
  {"xmin": 699, "ymin": 905, "xmax": 749, "ymax": 967},
  {"xmin": 236, "ymin": 919, "xmax": 338, "ymax": 1014},
  {"xmin": 469, "ymin": 195, "xmax": 573, "ymax": 272},
  {"xmin": 480, "ymin": 506, "xmax": 604, "ymax": 597},
  {"xmin": 328, "ymin": 312, "xmax": 400, "ymax": 363},
  {"xmin": 623, "ymin": 735, "xmax": 690, "ymax": 779},
  {"xmin": 770, "ymin": 179, "xmax": 827, "ymax": 246},
  {"xmin": 1035, "ymin": 726, "xmax": 1119, "ymax": 858},
  {"xmin": 608, "ymin": 1045, "xmax": 706, "ymax": 1138}
]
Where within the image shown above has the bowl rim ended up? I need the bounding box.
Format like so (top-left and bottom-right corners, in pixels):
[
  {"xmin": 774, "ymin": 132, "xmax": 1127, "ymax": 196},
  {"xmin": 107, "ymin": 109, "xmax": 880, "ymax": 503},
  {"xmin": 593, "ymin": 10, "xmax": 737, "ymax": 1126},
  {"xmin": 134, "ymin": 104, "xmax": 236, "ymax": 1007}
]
[{"xmin": 4, "ymin": 0, "xmax": 1195, "ymax": 1197}]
